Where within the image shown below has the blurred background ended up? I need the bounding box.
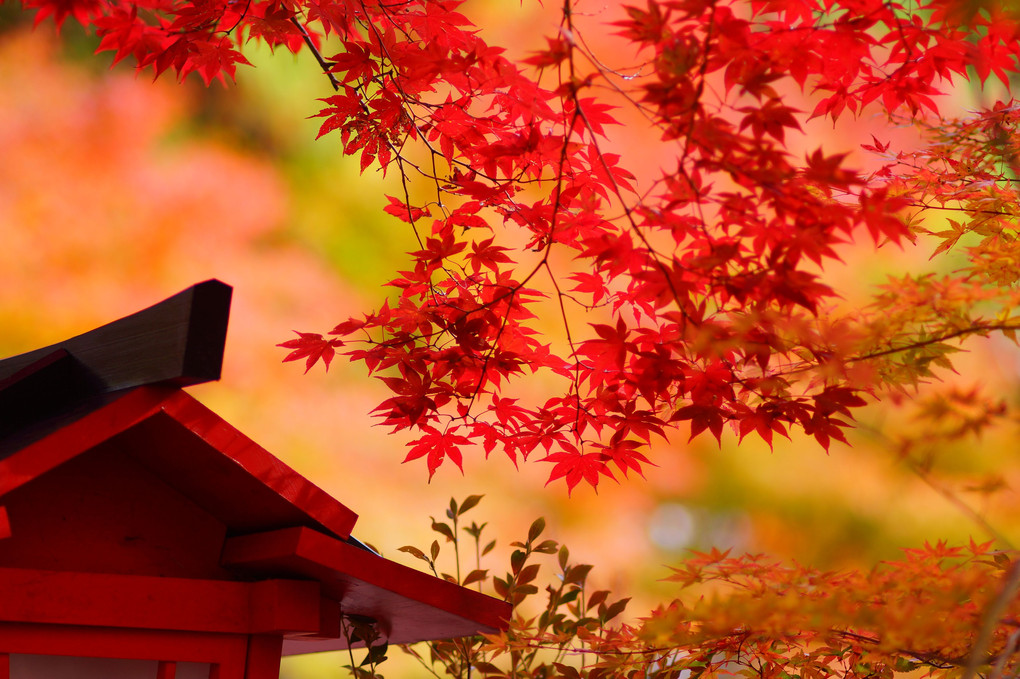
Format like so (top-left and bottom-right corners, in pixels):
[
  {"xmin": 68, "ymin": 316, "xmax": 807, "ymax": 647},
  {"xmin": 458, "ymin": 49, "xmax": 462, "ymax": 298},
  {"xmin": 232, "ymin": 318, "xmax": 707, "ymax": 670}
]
[{"xmin": 1, "ymin": 3, "xmax": 1019, "ymax": 676}]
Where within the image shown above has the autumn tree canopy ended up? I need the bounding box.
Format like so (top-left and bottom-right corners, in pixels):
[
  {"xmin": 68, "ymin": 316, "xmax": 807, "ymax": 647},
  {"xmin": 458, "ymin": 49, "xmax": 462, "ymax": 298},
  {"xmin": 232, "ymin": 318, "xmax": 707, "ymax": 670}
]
[
  {"xmin": 9, "ymin": 0, "xmax": 1020, "ymax": 673},
  {"xmin": 12, "ymin": 0, "xmax": 1020, "ymax": 491},
  {"xmin": 271, "ymin": 0, "xmax": 1020, "ymax": 491}
]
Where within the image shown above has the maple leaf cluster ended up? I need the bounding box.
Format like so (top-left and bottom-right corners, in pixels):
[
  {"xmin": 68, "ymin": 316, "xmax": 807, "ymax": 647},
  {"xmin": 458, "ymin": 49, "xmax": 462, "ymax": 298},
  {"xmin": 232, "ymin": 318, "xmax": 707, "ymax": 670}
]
[
  {"xmin": 387, "ymin": 497, "xmax": 1020, "ymax": 679},
  {"xmin": 16, "ymin": 0, "xmax": 1020, "ymax": 491},
  {"xmin": 275, "ymin": 0, "xmax": 1020, "ymax": 491}
]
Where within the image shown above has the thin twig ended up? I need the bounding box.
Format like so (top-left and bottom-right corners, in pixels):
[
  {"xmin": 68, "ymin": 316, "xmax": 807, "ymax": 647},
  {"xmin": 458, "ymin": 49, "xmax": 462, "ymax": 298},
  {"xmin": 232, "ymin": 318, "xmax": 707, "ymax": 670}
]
[
  {"xmin": 290, "ymin": 17, "xmax": 341, "ymax": 91},
  {"xmin": 964, "ymin": 560, "xmax": 1020, "ymax": 679}
]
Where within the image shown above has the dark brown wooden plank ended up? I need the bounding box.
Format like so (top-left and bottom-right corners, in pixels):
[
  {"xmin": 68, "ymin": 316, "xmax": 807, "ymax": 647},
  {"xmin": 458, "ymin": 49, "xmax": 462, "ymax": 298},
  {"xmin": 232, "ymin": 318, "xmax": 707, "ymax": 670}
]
[
  {"xmin": 0, "ymin": 279, "xmax": 232, "ymax": 395},
  {"xmin": 0, "ymin": 349, "xmax": 76, "ymax": 393},
  {"xmin": 0, "ymin": 349, "xmax": 102, "ymax": 440}
]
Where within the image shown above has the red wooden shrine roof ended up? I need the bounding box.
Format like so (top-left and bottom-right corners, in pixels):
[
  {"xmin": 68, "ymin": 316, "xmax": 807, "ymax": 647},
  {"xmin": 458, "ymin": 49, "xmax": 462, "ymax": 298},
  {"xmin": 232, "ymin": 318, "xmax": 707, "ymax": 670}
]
[
  {"xmin": 0, "ymin": 386, "xmax": 359, "ymax": 542},
  {"xmin": 0, "ymin": 281, "xmax": 510, "ymax": 653}
]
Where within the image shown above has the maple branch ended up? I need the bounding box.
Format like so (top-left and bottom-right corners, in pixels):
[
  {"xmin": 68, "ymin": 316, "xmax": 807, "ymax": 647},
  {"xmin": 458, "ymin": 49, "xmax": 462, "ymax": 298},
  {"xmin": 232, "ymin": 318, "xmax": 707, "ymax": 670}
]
[
  {"xmin": 849, "ymin": 322, "xmax": 1020, "ymax": 363},
  {"xmin": 964, "ymin": 560, "xmax": 1020, "ymax": 679},
  {"xmin": 909, "ymin": 461, "xmax": 1014, "ymax": 550},
  {"xmin": 499, "ymin": 624, "xmax": 975, "ymax": 672},
  {"xmin": 561, "ymin": 0, "xmax": 697, "ymax": 331},
  {"xmin": 543, "ymin": 258, "xmax": 583, "ymax": 424},
  {"xmin": 554, "ymin": 21, "xmax": 598, "ymax": 440},
  {"xmin": 677, "ymin": 0, "xmax": 716, "ymax": 199},
  {"xmin": 394, "ymin": 152, "xmax": 426, "ymax": 250},
  {"xmin": 290, "ymin": 17, "xmax": 341, "ymax": 92},
  {"xmin": 399, "ymin": 645, "xmax": 447, "ymax": 679},
  {"xmin": 989, "ymin": 629, "xmax": 1020, "ymax": 679}
]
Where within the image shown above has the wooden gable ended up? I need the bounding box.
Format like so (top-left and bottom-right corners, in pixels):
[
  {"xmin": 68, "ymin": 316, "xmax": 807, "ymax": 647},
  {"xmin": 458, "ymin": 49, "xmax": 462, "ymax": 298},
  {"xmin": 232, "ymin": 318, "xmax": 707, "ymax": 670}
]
[{"xmin": 0, "ymin": 281, "xmax": 510, "ymax": 670}]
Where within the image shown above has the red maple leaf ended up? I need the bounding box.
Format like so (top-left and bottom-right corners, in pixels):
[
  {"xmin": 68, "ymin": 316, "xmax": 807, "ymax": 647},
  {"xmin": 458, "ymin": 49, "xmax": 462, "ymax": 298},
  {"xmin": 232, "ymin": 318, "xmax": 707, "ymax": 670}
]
[{"xmin": 278, "ymin": 332, "xmax": 343, "ymax": 373}]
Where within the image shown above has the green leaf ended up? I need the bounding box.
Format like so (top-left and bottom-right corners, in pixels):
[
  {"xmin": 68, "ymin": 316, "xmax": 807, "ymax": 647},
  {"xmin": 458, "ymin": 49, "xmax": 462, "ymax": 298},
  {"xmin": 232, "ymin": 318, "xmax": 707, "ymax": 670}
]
[
  {"xmin": 894, "ymin": 657, "xmax": 919, "ymax": 673},
  {"xmin": 601, "ymin": 596, "xmax": 630, "ymax": 622},
  {"xmin": 559, "ymin": 588, "xmax": 580, "ymax": 605},
  {"xmin": 398, "ymin": 545, "xmax": 427, "ymax": 561},
  {"xmin": 587, "ymin": 589, "xmax": 609, "ymax": 611},
  {"xmin": 458, "ymin": 494, "xmax": 484, "ymax": 515},
  {"xmin": 564, "ymin": 563, "xmax": 593, "ymax": 585},
  {"xmin": 517, "ymin": 563, "xmax": 541, "ymax": 585},
  {"xmin": 528, "ymin": 516, "xmax": 546, "ymax": 543},
  {"xmin": 464, "ymin": 521, "xmax": 487, "ymax": 539},
  {"xmin": 463, "ymin": 568, "xmax": 489, "ymax": 586},
  {"xmin": 361, "ymin": 642, "xmax": 388, "ymax": 667},
  {"xmin": 511, "ymin": 549, "xmax": 527, "ymax": 575},
  {"xmin": 512, "ymin": 584, "xmax": 538, "ymax": 602},
  {"xmin": 554, "ymin": 663, "xmax": 582, "ymax": 679},
  {"xmin": 432, "ymin": 518, "xmax": 456, "ymax": 542},
  {"xmin": 474, "ymin": 662, "xmax": 503, "ymax": 675}
]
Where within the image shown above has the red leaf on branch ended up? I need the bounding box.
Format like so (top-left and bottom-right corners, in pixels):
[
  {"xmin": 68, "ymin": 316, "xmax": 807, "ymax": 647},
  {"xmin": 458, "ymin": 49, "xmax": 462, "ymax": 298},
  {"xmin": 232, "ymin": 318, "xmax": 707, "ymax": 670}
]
[
  {"xmin": 384, "ymin": 195, "xmax": 431, "ymax": 223},
  {"xmin": 672, "ymin": 404, "xmax": 727, "ymax": 444},
  {"xmin": 24, "ymin": 0, "xmax": 101, "ymax": 29},
  {"xmin": 278, "ymin": 332, "xmax": 343, "ymax": 373},
  {"xmin": 541, "ymin": 445, "xmax": 616, "ymax": 495},
  {"xmin": 404, "ymin": 427, "xmax": 469, "ymax": 478},
  {"xmin": 246, "ymin": 4, "xmax": 301, "ymax": 49}
]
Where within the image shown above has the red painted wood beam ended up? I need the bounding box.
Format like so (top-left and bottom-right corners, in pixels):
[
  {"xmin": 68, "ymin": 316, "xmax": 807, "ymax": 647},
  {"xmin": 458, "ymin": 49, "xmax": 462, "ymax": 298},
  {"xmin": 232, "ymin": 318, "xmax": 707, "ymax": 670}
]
[
  {"xmin": 0, "ymin": 622, "xmax": 248, "ymax": 677},
  {"xmin": 243, "ymin": 636, "xmax": 284, "ymax": 679},
  {"xmin": 143, "ymin": 391, "xmax": 358, "ymax": 538},
  {"xmin": 222, "ymin": 526, "xmax": 512, "ymax": 652},
  {"xmin": 0, "ymin": 567, "xmax": 322, "ymax": 636},
  {"xmin": 0, "ymin": 387, "xmax": 170, "ymax": 498}
]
